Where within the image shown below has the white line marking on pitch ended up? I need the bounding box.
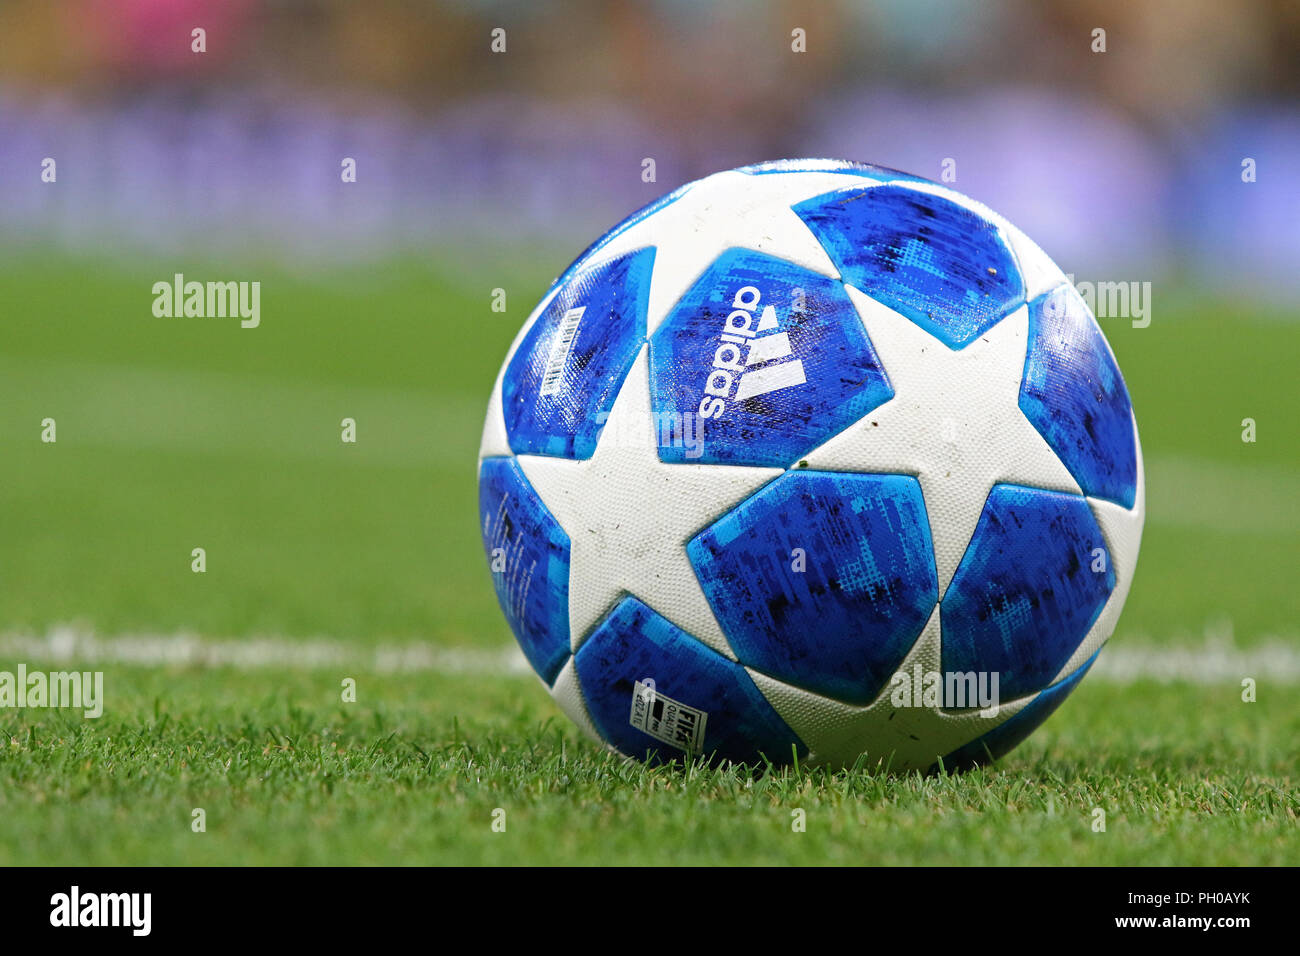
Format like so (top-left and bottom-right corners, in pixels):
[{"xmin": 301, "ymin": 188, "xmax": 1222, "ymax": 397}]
[
  {"xmin": 0, "ymin": 627, "xmax": 532, "ymax": 676},
  {"xmin": 0, "ymin": 626, "xmax": 1295, "ymax": 683}
]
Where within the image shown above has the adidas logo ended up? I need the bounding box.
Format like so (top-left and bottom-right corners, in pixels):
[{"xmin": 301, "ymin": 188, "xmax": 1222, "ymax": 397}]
[{"xmin": 696, "ymin": 284, "xmax": 806, "ymax": 420}]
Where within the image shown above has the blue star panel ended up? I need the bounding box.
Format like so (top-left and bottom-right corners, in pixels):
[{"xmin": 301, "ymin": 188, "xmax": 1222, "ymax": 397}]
[
  {"xmin": 737, "ymin": 158, "xmax": 931, "ymax": 185},
  {"xmin": 689, "ymin": 471, "xmax": 937, "ymax": 705},
  {"xmin": 503, "ymin": 248, "xmax": 655, "ymax": 460},
  {"xmin": 574, "ymin": 597, "xmax": 806, "ymax": 765},
  {"xmin": 941, "ymin": 484, "xmax": 1114, "ymax": 702},
  {"xmin": 795, "ymin": 184, "xmax": 1025, "ymax": 348},
  {"xmin": 937, "ymin": 649, "xmax": 1101, "ymax": 769},
  {"xmin": 1020, "ymin": 284, "xmax": 1138, "ymax": 508},
  {"xmin": 478, "ymin": 457, "xmax": 571, "ymax": 685},
  {"xmin": 544, "ymin": 184, "xmax": 689, "ymax": 297},
  {"xmin": 650, "ymin": 249, "xmax": 893, "ymax": 466}
]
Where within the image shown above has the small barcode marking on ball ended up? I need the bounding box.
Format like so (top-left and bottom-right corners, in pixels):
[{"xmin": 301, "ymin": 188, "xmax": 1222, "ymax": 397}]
[
  {"xmin": 629, "ymin": 680, "xmax": 708, "ymax": 753},
  {"xmin": 539, "ymin": 306, "xmax": 585, "ymax": 397}
]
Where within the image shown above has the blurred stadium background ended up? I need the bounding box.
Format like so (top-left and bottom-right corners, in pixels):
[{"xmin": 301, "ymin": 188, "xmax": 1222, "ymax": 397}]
[
  {"xmin": 0, "ymin": 0, "xmax": 1297, "ymax": 864},
  {"xmin": 2, "ymin": 0, "xmax": 1298, "ymax": 287},
  {"xmin": 2, "ymin": 0, "xmax": 1299, "ymax": 675}
]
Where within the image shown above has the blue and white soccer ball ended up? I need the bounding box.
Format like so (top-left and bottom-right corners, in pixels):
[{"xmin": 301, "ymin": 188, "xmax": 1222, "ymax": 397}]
[{"xmin": 478, "ymin": 159, "xmax": 1144, "ymax": 771}]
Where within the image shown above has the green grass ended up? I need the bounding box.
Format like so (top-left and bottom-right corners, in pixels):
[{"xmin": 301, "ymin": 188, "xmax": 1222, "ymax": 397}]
[
  {"xmin": 2, "ymin": 668, "xmax": 1295, "ymax": 866},
  {"xmin": 0, "ymin": 254, "xmax": 1297, "ymax": 865}
]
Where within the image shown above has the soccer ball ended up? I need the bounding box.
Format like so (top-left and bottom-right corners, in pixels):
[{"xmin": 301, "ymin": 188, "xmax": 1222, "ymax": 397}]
[{"xmin": 478, "ymin": 159, "xmax": 1143, "ymax": 771}]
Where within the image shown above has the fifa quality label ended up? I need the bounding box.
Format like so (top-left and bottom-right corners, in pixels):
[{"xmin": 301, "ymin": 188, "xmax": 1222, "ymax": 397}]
[{"xmin": 629, "ymin": 680, "xmax": 708, "ymax": 752}]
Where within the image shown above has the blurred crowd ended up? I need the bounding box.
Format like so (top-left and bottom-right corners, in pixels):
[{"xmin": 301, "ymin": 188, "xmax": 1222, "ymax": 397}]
[{"xmin": 1, "ymin": 0, "xmax": 1297, "ymax": 292}]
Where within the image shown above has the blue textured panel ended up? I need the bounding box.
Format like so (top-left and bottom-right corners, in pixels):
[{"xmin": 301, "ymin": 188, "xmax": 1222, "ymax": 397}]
[
  {"xmin": 937, "ymin": 649, "xmax": 1100, "ymax": 770},
  {"xmin": 941, "ymin": 484, "xmax": 1113, "ymax": 701},
  {"xmin": 478, "ymin": 457, "xmax": 571, "ymax": 685},
  {"xmin": 574, "ymin": 597, "xmax": 806, "ymax": 765},
  {"xmin": 545, "ymin": 184, "xmax": 689, "ymax": 296},
  {"xmin": 689, "ymin": 471, "xmax": 937, "ymax": 705},
  {"xmin": 794, "ymin": 184, "xmax": 1025, "ymax": 348},
  {"xmin": 649, "ymin": 248, "xmax": 893, "ymax": 466},
  {"xmin": 738, "ymin": 158, "xmax": 930, "ymax": 184},
  {"xmin": 503, "ymin": 248, "xmax": 654, "ymax": 459},
  {"xmin": 1020, "ymin": 285, "xmax": 1138, "ymax": 508}
]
